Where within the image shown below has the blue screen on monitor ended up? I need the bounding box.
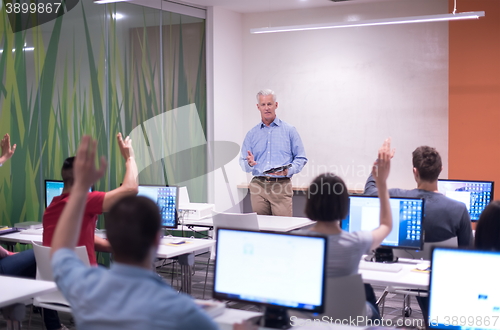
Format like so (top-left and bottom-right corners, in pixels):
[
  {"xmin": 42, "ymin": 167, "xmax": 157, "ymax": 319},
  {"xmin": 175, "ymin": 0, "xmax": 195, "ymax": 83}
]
[
  {"xmin": 438, "ymin": 179, "xmax": 494, "ymax": 221},
  {"xmin": 137, "ymin": 185, "xmax": 178, "ymax": 229},
  {"xmin": 213, "ymin": 228, "xmax": 327, "ymax": 314},
  {"xmin": 342, "ymin": 195, "xmax": 425, "ymax": 250},
  {"xmin": 45, "ymin": 180, "xmax": 92, "ymax": 208}
]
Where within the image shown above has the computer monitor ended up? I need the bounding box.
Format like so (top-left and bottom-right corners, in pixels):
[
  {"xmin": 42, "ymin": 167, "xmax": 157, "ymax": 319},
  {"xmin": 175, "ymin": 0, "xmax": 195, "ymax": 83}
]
[
  {"xmin": 437, "ymin": 179, "xmax": 494, "ymax": 221},
  {"xmin": 45, "ymin": 180, "xmax": 92, "ymax": 208},
  {"xmin": 137, "ymin": 185, "xmax": 178, "ymax": 229},
  {"xmin": 213, "ymin": 228, "xmax": 327, "ymax": 328},
  {"xmin": 342, "ymin": 195, "xmax": 425, "ymax": 250},
  {"xmin": 429, "ymin": 247, "xmax": 500, "ymax": 330}
]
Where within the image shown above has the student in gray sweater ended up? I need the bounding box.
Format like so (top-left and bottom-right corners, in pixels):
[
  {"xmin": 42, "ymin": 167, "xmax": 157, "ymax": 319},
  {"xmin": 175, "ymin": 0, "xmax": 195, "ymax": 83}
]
[{"xmin": 363, "ymin": 144, "xmax": 473, "ymax": 247}]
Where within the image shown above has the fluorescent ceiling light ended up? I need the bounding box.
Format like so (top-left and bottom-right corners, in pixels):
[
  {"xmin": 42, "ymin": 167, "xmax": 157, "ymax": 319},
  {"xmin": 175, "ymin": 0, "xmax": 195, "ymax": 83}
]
[
  {"xmin": 94, "ymin": 0, "xmax": 131, "ymax": 4},
  {"xmin": 250, "ymin": 11, "xmax": 485, "ymax": 34}
]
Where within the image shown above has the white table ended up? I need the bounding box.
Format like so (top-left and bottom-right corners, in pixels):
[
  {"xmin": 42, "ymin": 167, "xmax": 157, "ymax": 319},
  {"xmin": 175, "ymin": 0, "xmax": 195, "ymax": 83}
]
[
  {"xmin": 358, "ymin": 258, "xmax": 430, "ymax": 290},
  {"xmin": 182, "ymin": 215, "xmax": 314, "ymax": 232},
  {"xmin": 0, "ymin": 228, "xmax": 44, "ymax": 245},
  {"xmin": 214, "ymin": 308, "xmax": 368, "ymax": 330},
  {"xmin": 0, "ymin": 275, "xmax": 57, "ymax": 308},
  {"xmin": 0, "ymin": 230, "xmax": 215, "ymax": 295}
]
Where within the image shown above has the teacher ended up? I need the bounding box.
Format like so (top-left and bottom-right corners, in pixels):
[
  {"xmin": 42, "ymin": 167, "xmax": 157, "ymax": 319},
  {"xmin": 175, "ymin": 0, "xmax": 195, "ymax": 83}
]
[{"xmin": 240, "ymin": 89, "xmax": 307, "ymax": 216}]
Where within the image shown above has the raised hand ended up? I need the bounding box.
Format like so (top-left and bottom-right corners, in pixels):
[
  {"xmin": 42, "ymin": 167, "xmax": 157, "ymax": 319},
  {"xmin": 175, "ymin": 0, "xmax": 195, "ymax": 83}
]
[
  {"xmin": 372, "ymin": 138, "xmax": 393, "ymax": 185},
  {"xmin": 117, "ymin": 132, "xmax": 135, "ymax": 160},
  {"xmin": 0, "ymin": 133, "xmax": 16, "ymax": 164},
  {"xmin": 73, "ymin": 136, "xmax": 107, "ymax": 191}
]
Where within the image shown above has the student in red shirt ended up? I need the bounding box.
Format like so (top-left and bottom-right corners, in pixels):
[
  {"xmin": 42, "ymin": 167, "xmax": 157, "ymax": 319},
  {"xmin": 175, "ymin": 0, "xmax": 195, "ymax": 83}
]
[{"xmin": 42, "ymin": 133, "xmax": 138, "ymax": 265}]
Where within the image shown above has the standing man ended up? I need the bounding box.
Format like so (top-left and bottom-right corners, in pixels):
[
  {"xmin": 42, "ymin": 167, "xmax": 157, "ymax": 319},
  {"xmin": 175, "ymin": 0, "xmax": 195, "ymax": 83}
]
[{"xmin": 240, "ymin": 89, "xmax": 307, "ymax": 216}]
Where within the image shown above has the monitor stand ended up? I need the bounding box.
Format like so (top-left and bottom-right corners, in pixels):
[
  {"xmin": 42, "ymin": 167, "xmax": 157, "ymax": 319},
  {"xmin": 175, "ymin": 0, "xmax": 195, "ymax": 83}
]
[
  {"xmin": 263, "ymin": 306, "xmax": 291, "ymax": 329},
  {"xmin": 374, "ymin": 247, "xmax": 398, "ymax": 263}
]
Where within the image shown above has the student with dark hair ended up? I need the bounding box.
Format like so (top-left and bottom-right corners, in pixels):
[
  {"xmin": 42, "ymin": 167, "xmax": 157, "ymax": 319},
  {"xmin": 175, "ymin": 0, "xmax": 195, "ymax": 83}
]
[
  {"xmin": 364, "ymin": 144, "xmax": 473, "ymax": 246},
  {"xmin": 50, "ymin": 136, "xmax": 248, "ymax": 330},
  {"xmin": 300, "ymin": 139, "xmax": 393, "ymax": 318},
  {"xmin": 43, "ymin": 133, "xmax": 138, "ymax": 265},
  {"xmin": 474, "ymin": 200, "xmax": 500, "ymax": 251}
]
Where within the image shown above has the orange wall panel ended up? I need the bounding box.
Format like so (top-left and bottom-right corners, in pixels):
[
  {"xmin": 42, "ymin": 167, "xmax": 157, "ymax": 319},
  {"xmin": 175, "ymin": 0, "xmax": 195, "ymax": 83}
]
[{"xmin": 449, "ymin": 0, "xmax": 500, "ymax": 200}]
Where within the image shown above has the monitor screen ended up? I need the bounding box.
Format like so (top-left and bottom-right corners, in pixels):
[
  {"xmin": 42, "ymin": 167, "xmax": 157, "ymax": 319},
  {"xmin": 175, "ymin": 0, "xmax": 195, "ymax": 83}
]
[
  {"xmin": 137, "ymin": 185, "xmax": 178, "ymax": 229},
  {"xmin": 45, "ymin": 180, "xmax": 92, "ymax": 208},
  {"xmin": 429, "ymin": 248, "xmax": 500, "ymax": 330},
  {"xmin": 213, "ymin": 228, "xmax": 327, "ymax": 314},
  {"xmin": 342, "ymin": 195, "xmax": 425, "ymax": 250},
  {"xmin": 438, "ymin": 179, "xmax": 494, "ymax": 221}
]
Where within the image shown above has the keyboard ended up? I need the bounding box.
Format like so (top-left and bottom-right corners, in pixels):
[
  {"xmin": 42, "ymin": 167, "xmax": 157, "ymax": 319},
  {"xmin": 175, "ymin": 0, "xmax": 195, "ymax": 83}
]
[{"xmin": 359, "ymin": 261, "xmax": 402, "ymax": 273}]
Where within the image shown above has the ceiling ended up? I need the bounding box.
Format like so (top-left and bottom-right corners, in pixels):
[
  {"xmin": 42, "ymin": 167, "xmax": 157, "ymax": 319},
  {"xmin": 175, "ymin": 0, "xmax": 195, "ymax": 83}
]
[{"xmin": 168, "ymin": 0, "xmax": 393, "ymax": 14}]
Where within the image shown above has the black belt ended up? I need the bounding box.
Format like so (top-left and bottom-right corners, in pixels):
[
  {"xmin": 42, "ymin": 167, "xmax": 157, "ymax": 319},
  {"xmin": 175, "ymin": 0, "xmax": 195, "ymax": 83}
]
[{"xmin": 254, "ymin": 176, "xmax": 290, "ymax": 183}]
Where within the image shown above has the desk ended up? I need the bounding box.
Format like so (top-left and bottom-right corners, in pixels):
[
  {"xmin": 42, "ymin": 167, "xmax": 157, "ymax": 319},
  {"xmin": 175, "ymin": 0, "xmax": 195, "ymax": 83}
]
[
  {"xmin": 0, "ymin": 230, "xmax": 215, "ymax": 295},
  {"xmin": 156, "ymin": 237, "xmax": 216, "ymax": 295},
  {"xmin": 183, "ymin": 215, "xmax": 314, "ymax": 232},
  {"xmin": 0, "ymin": 229, "xmax": 43, "ymax": 245},
  {"xmin": 358, "ymin": 258, "xmax": 429, "ymax": 290},
  {"xmin": 0, "ymin": 275, "xmax": 57, "ymax": 308},
  {"xmin": 214, "ymin": 308, "xmax": 367, "ymax": 330}
]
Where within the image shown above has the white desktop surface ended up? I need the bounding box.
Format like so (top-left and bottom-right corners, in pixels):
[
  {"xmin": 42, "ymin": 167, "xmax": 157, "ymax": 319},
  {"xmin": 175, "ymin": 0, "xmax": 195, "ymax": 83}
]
[
  {"xmin": 157, "ymin": 237, "xmax": 215, "ymax": 259},
  {"xmin": 359, "ymin": 258, "xmax": 429, "ymax": 290},
  {"xmin": 0, "ymin": 275, "xmax": 57, "ymax": 308},
  {"xmin": 214, "ymin": 308, "xmax": 368, "ymax": 330},
  {"xmin": 183, "ymin": 214, "xmax": 314, "ymax": 232}
]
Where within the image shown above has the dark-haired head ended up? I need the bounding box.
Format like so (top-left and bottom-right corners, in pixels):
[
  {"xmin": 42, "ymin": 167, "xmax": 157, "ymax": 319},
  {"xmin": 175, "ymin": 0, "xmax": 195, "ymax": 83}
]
[
  {"xmin": 105, "ymin": 196, "xmax": 162, "ymax": 264},
  {"xmin": 305, "ymin": 173, "xmax": 349, "ymax": 222},
  {"xmin": 412, "ymin": 146, "xmax": 442, "ymax": 182},
  {"xmin": 61, "ymin": 157, "xmax": 75, "ymax": 187},
  {"xmin": 474, "ymin": 201, "xmax": 500, "ymax": 251}
]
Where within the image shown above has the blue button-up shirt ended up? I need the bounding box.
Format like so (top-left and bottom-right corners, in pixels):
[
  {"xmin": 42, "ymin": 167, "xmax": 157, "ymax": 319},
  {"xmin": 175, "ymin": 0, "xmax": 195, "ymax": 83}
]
[
  {"xmin": 52, "ymin": 249, "xmax": 219, "ymax": 330},
  {"xmin": 240, "ymin": 117, "xmax": 307, "ymax": 177}
]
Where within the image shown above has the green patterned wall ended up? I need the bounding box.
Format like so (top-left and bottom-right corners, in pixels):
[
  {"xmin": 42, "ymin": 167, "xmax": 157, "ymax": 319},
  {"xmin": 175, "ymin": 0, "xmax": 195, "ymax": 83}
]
[{"xmin": 0, "ymin": 1, "xmax": 207, "ymax": 227}]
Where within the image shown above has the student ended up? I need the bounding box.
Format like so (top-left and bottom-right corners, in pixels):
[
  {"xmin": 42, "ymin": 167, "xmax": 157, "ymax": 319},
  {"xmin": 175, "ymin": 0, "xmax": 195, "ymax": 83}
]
[
  {"xmin": 50, "ymin": 136, "xmax": 256, "ymax": 330},
  {"xmin": 43, "ymin": 133, "xmax": 138, "ymax": 265},
  {"xmin": 474, "ymin": 200, "xmax": 500, "ymax": 251},
  {"xmin": 300, "ymin": 138, "xmax": 393, "ymax": 318}
]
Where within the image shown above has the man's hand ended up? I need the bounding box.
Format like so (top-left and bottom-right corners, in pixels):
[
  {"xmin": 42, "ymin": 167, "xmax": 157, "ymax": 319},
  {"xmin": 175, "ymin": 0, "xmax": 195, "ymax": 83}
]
[
  {"xmin": 246, "ymin": 150, "xmax": 257, "ymax": 167},
  {"xmin": 372, "ymin": 138, "xmax": 393, "ymax": 184},
  {"xmin": 73, "ymin": 136, "xmax": 107, "ymax": 191},
  {"xmin": 0, "ymin": 133, "xmax": 16, "ymax": 164},
  {"xmin": 117, "ymin": 133, "xmax": 135, "ymax": 160}
]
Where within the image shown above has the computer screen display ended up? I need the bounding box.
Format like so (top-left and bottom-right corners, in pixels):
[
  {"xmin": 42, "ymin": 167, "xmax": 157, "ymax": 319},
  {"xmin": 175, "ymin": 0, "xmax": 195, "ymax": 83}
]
[
  {"xmin": 429, "ymin": 248, "xmax": 500, "ymax": 330},
  {"xmin": 137, "ymin": 185, "xmax": 178, "ymax": 229},
  {"xmin": 45, "ymin": 180, "xmax": 92, "ymax": 208},
  {"xmin": 213, "ymin": 228, "xmax": 327, "ymax": 314},
  {"xmin": 438, "ymin": 179, "xmax": 494, "ymax": 221},
  {"xmin": 342, "ymin": 195, "xmax": 425, "ymax": 250}
]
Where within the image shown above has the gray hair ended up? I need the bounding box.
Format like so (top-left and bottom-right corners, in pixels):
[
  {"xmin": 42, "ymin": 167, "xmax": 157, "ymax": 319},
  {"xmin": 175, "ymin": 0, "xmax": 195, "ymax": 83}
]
[{"xmin": 256, "ymin": 89, "xmax": 276, "ymax": 102}]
